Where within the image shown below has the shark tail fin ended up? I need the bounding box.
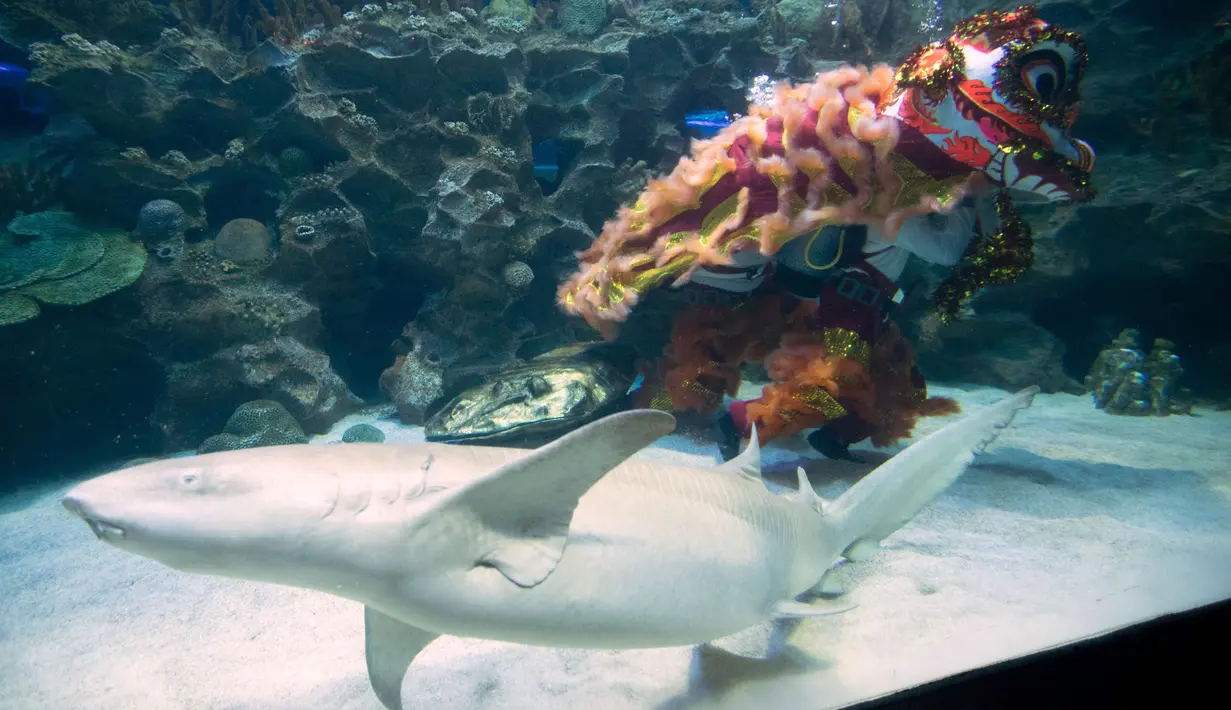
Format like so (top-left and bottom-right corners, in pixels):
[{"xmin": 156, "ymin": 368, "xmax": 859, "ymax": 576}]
[{"xmin": 826, "ymin": 386, "xmax": 1038, "ymax": 562}]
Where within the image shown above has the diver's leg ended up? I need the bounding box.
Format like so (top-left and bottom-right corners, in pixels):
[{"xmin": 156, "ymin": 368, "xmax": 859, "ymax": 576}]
[
  {"xmin": 806, "ymin": 419, "xmax": 870, "ymax": 462},
  {"xmin": 715, "ymin": 408, "xmax": 744, "ymax": 462},
  {"xmin": 711, "ymin": 290, "xmax": 809, "ymax": 461},
  {"xmin": 807, "ymin": 427, "xmax": 853, "ymax": 461}
]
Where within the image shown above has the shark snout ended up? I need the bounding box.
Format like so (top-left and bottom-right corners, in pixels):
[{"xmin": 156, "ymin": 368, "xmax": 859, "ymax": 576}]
[{"xmin": 62, "ymin": 493, "xmax": 126, "ymax": 541}]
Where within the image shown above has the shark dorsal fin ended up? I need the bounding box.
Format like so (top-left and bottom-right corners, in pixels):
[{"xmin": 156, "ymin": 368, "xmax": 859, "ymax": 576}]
[
  {"xmin": 793, "ymin": 466, "xmax": 826, "ymax": 514},
  {"xmin": 717, "ymin": 422, "xmax": 762, "ymax": 482},
  {"xmin": 433, "ymin": 409, "xmax": 676, "ymax": 588}
]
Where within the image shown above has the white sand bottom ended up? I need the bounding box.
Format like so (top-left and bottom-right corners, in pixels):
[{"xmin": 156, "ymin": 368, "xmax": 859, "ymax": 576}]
[{"xmin": 2, "ymin": 384, "xmax": 1231, "ymax": 710}]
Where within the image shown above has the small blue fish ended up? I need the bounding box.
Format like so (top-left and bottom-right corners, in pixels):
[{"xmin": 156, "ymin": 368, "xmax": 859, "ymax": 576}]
[
  {"xmin": 532, "ymin": 138, "xmax": 561, "ymax": 185},
  {"xmin": 684, "ymin": 110, "xmax": 734, "ymax": 138},
  {"xmin": 533, "ymin": 164, "xmax": 559, "ymax": 182},
  {"xmin": 0, "ymin": 62, "xmax": 51, "ymax": 116},
  {"xmin": 625, "ymin": 372, "xmax": 645, "ymax": 395},
  {"xmin": 0, "ymin": 61, "xmax": 51, "ymax": 134},
  {"xmin": 0, "ymin": 63, "xmax": 30, "ymax": 89}
]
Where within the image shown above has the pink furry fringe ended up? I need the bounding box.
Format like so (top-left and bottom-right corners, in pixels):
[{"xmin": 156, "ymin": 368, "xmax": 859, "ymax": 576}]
[{"xmin": 558, "ymin": 63, "xmax": 978, "ymax": 334}]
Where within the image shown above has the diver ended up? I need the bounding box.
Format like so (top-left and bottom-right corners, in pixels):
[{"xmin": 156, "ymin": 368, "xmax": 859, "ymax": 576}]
[{"xmin": 686, "ymin": 191, "xmax": 984, "ymax": 462}]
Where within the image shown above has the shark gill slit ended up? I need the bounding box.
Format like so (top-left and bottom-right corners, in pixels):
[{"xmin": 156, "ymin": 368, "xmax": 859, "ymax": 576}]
[
  {"xmin": 355, "ymin": 475, "xmax": 374, "ymax": 514},
  {"xmin": 396, "ymin": 466, "xmax": 417, "ymax": 502},
  {"xmin": 404, "ymin": 454, "xmax": 434, "ymax": 501},
  {"xmin": 334, "ymin": 469, "xmax": 374, "ymax": 517},
  {"xmin": 373, "ymin": 464, "xmax": 402, "ymax": 506},
  {"xmin": 320, "ymin": 471, "xmax": 341, "ymax": 520}
]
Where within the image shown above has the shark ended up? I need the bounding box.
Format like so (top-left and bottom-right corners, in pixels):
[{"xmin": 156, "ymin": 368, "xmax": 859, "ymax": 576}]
[{"xmin": 62, "ymin": 385, "xmax": 1038, "ymax": 709}]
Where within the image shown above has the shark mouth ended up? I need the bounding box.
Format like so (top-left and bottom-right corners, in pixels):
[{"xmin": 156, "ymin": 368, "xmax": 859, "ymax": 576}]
[
  {"xmin": 85, "ymin": 518, "xmax": 126, "ymax": 540},
  {"xmin": 62, "ymin": 498, "xmax": 126, "ymax": 540}
]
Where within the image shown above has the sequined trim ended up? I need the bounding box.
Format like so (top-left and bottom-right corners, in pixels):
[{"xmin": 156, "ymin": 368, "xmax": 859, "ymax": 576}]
[
  {"xmin": 795, "ymin": 386, "xmax": 848, "ymax": 419},
  {"xmin": 931, "ymin": 190, "xmax": 1033, "ymax": 323},
  {"xmin": 700, "ymin": 192, "xmax": 743, "ymax": 243},
  {"xmin": 629, "ymin": 254, "xmax": 696, "ymax": 293},
  {"xmin": 683, "ymin": 379, "xmax": 723, "ymax": 404},
  {"xmin": 894, "ymin": 38, "xmax": 966, "ymax": 104},
  {"xmin": 886, "ymin": 152, "xmax": 969, "ymax": 209},
  {"xmin": 823, "ymin": 327, "xmax": 871, "ymax": 369}
]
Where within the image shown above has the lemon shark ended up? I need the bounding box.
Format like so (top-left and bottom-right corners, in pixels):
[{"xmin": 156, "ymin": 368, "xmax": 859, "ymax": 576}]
[{"xmin": 62, "ymin": 386, "xmax": 1038, "ymax": 709}]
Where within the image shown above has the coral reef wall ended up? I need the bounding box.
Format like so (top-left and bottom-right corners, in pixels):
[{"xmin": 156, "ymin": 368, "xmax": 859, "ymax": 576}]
[{"xmin": 5, "ymin": 0, "xmax": 937, "ymax": 482}]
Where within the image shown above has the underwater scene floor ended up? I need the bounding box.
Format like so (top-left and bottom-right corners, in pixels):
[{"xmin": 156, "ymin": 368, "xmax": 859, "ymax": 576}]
[{"xmin": 2, "ymin": 384, "xmax": 1230, "ymax": 710}]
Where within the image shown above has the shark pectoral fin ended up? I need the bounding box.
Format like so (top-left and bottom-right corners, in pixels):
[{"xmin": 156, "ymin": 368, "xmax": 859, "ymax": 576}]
[
  {"xmin": 772, "ymin": 600, "xmax": 858, "ymax": 619},
  {"xmin": 814, "ymin": 574, "xmax": 844, "ymax": 598},
  {"xmin": 843, "ymin": 538, "xmax": 881, "ymax": 563},
  {"xmin": 364, "ymin": 606, "xmax": 438, "ymax": 710},
  {"xmin": 482, "ymin": 537, "xmax": 568, "ymax": 587},
  {"xmin": 810, "ymin": 560, "xmax": 849, "ymax": 598},
  {"xmin": 716, "ymin": 422, "xmax": 763, "ymax": 482},
  {"xmin": 438, "ymin": 409, "xmax": 677, "ymax": 588}
]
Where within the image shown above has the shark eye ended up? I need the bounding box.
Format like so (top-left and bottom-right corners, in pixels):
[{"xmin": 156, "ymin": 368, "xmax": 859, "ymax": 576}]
[{"xmin": 180, "ymin": 472, "xmax": 202, "ymax": 488}]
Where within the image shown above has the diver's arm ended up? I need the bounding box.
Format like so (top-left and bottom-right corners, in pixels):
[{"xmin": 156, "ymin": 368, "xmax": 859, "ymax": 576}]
[{"xmin": 892, "ymin": 200, "xmax": 978, "ymax": 266}]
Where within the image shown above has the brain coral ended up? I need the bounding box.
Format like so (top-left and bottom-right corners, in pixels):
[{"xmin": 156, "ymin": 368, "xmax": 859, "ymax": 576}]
[
  {"xmin": 502, "ymin": 260, "xmax": 534, "ymax": 288},
  {"xmin": 135, "ymin": 199, "xmax": 187, "ymax": 241},
  {"xmin": 198, "ymin": 399, "xmax": 308, "ymax": 453},
  {"xmin": 214, "ymin": 218, "xmax": 272, "ymax": 264}
]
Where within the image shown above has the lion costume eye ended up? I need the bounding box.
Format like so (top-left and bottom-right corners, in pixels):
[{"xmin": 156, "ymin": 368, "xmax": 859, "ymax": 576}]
[{"xmin": 1018, "ymin": 50, "xmax": 1066, "ymax": 104}]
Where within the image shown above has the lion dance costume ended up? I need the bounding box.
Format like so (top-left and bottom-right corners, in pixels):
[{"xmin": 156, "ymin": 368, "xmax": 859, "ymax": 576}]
[{"xmin": 557, "ymin": 5, "xmax": 1097, "ymax": 449}]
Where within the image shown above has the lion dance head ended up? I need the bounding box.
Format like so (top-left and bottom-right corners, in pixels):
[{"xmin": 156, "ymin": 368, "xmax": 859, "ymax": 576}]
[{"xmin": 885, "ymin": 4, "xmax": 1096, "ymax": 204}]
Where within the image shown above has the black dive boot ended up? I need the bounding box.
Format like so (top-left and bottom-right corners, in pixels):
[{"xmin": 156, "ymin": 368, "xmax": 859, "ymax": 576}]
[
  {"xmin": 714, "ymin": 410, "xmax": 743, "ymax": 462},
  {"xmin": 807, "ymin": 426, "xmax": 861, "ymax": 462}
]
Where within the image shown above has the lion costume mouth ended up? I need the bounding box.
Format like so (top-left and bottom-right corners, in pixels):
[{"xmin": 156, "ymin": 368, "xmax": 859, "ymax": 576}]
[
  {"xmin": 953, "ymin": 82, "xmax": 1030, "ymax": 145},
  {"xmin": 942, "ymin": 66, "xmax": 1095, "ymax": 204},
  {"xmin": 987, "ymin": 145, "xmax": 1092, "ymax": 203}
]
